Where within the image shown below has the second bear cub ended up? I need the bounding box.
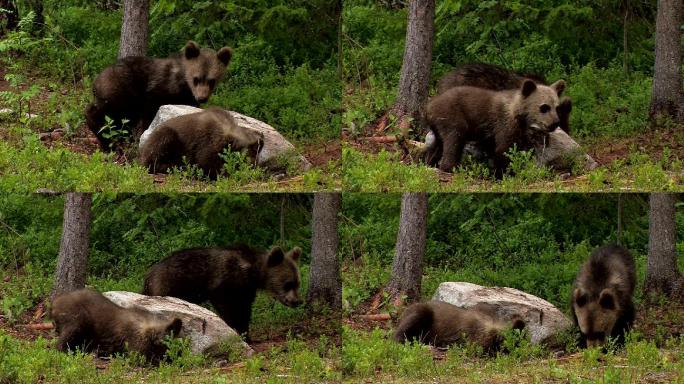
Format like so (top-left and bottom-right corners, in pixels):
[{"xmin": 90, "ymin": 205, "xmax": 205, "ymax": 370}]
[
  {"xmin": 139, "ymin": 108, "xmax": 264, "ymax": 179},
  {"xmin": 51, "ymin": 289, "xmax": 183, "ymax": 363},
  {"xmin": 143, "ymin": 245, "xmax": 303, "ymax": 339},
  {"xmin": 394, "ymin": 300, "xmax": 525, "ymax": 353}
]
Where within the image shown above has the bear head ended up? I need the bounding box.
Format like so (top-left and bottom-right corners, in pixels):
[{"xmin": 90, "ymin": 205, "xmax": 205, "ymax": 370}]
[{"xmin": 182, "ymin": 41, "xmax": 233, "ymax": 104}]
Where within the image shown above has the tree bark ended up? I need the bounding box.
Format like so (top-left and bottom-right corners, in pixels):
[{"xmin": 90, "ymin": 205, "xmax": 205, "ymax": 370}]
[
  {"xmin": 644, "ymin": 193, "xmax": 684, "ymax": 300},
  {"xmin": 386, "ymin": 193, "xmax": 428, "ymax": 304},
  {"xmin": 307, "ymin": 193, "xmax": 342, "ymax": 311},
  {"xmin": 392, "ymin": 0, "xmax": 435, "ymax": 135},
  {"xmin": 0, "ymin": 0, "xmax": 18, "ymax": 33},
  {"xmin": 650, "ymin": 0, "xmax": 684, "ymax": 121},
  {"xmin": 623, "ymin": 1, "xmax": 630, "ymax": 74},
  {"xmin": 27, "ymin": 0, "xmax": 42, "ymax": 33},
  {"xmin": 52, "ymin": 193, "xmax": 92, "ymax": 300},
  {"xmin": 118, "ymin": 0, "xmax": 149, "ymax": 59}
]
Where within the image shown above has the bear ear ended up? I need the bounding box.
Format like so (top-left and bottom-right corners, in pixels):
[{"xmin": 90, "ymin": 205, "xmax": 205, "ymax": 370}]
[
  {"xmin": 521, "ymin": 80, "xmax": 537, "ymax": 98},
  {"xmin": 184, "ymin": 41, "xmax": 201, "ymax": 59},
  {"xmin": 267, "ymin": 247, "xmax": 285, "ymax": 266},
  {"xmin": 599, "ymin": 289, "xmax": 616, "ymax": 310},
  {"xmin": 550, "ymin": 80, "xmax": 566, "ymax": 96},
  {"xmin": 217, "ymin": 47, "xmax": 232, "ymax": 66},
  {"xmin": 288, "ymin": 247, "xmax": 302, "ymax": 263},
  {"xmin": 165, "ymin": 318, "xmax": 183, "ymax": 337}
]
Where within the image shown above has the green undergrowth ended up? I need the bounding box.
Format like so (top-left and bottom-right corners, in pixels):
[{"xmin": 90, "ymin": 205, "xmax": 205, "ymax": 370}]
[
  {"xmin": 0, "ymin": 126, "xmax": 339, "ymax": 192},
  {"xmin": 0, "ymin": 329, "xmax": 340, "ymax": 384},
  {"xmin": 341, "ymin": 326, "xmax": 684, "ymax": 383},
  {"xmin": 341, "ymin": 145, "xmax": 683, "ymax": 192}
]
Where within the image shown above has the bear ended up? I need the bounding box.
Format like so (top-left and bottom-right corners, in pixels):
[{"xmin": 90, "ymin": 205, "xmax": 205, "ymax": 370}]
[
  {"xmin": 139, "ymin": 108, "xmax": 264, "ymax": 179},
  {"xmin": 85, "ymin": 41, "xmax": 232, "ymax": 151},
  {"xmin": 436, "ymin": 63, "xmax": 572, "ymax": 134},
  {"xmin": 50, "ymin": 288, "xmax": 183, "ymax": 363},
  {"xmin": 424, "ymin": 63, "xmax": 572, "ymax": 169},
  {"xmin": 394, "ymin": 300, "xmax": 526, "ymax": 353},
  {"xmin": 425, "ymin": 77, "xmax": 566, "ymax": 176},
  {"xmin": 571, "ymin": 244, "xmax": 636, "ymax": 348},
  {"xmin": 143, "ymin": 245, "xmax": 303, "ymax": 340}
]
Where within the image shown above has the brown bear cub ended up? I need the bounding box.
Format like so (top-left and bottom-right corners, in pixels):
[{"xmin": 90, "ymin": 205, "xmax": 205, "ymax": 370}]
[
  {"xmin": 571, "ymin": 244, "xmax": 636, "ymax": 348},
  {"xmin": 425, "ymin": 75, "xmax": 566, "ymax": 176},
  {"xmin": 143, "ymin": 245, "xmax": 302, "ymax": 340},
  {"xmin": 424, "ymin": 63, "xmax": 572, "ymax": 170},
  {"xmin": 51, "ymin": 289, "xmax": 183, "ymax": 363},
  {"xmin": 139, "ymin": 108, "xmax": 264, "ymax": 179},
  {"xmin": 394, "ymin": 300, "xmax": 526, "ymax": 353},
  {"xmin": 85, "ymin": 41, "xmax": 232, "ymax": 150}
]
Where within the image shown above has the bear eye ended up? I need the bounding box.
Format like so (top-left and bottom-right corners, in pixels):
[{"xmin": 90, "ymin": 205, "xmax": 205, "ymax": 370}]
[
  {"xmin": 576, "ymin": 295, "xmax": 588, "ymax": 307},
  {"xmin": 540, "ymin": 104, "xmax": 551, "ymax": 113}
]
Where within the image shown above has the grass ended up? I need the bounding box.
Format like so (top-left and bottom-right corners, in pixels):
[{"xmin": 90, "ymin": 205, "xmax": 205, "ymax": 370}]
[
  {"xmin": 341, "ymin": 326, "xmax": 684, "ymax": 383},
  {"xmin": 341, "ymin": 145, "xmax": 684, "ymax": 192},
  {"xmin": 0, "ymin": 329, "xmax": 341, "ymax": 384},
  {"xmin": 0, "ymin": 124, "xmax": 341, "ymax": 193}
]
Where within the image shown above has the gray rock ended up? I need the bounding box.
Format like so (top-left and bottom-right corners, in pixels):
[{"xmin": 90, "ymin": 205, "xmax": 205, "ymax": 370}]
[
  {"xmin": 422, "ymin": 129, "xmax": 598, "ymax": 172},
  {"xmin": 432, "ymin": 282, "xmax": 572, "ymax": 345},
  {"xmin": 535, "ymin": 128, "xmax": 598, "ymax": 172},
  {"xmin": 139, "ymin": 105, "xmax": 311, "ymax": 172},
  {"xmin": 103, "ymin": 291, "xmax": 254, "ymax": 357}
]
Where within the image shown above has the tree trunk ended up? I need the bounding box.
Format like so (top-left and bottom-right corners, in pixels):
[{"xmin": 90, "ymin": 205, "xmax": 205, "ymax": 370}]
[
  {"xmin": 386, "ymin": 193, "xmax": 428, "ymax": 304},
  {"xmin": 307, "ymin": 193, "xmax": 342, "ymax": 311},
  {"xmin": 623, "ymin": 1, "xmax": 630, "ymax": 74},
  {"xmin": 644, "ymin": 193, "xmax": 684, "ymax": 300},
  {"xmin": 392, "ymin": 0, "xmax": 435, "ymax": 136},
  {"xmin": 617, "ymin": 194, "xmax": 624, "ymax": 245},
  {"xmin": 52, "ymin": 193, "xmax": 92, "ymax": 300},
  {"xmin": 27, "ymin": 0, "xmax": 42, "ymax": 33},
  {"xmin": 650, "ymin": 0, "xmax": 684, "ymax": 121},
  {"xmin": 0, "ymin": 0, "xmax": 19, "ymax": 33},
  {"xmin": 118, "ymin": 0, "xmax": 149, "ymax": 59}
]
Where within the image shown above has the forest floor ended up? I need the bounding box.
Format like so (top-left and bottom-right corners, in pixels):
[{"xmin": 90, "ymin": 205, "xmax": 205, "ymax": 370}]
[
  {"xmin": 0, "ymin": 299, "xmax": 342, "ymax": 383},
  {"xmin": 0, "ymin": 66, "xmax": 342, "ymax": 192},
  {"xmin": 342, "ymin": 115, "xmax": 684, "ymax": 192},
  {"xmin": 339, "ymin": 294, "xmax": 684, "ymax": 383}
]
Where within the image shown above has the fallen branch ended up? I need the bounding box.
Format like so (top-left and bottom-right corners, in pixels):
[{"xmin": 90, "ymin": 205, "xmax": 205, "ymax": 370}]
[
  {"xmin": 358, "ymin": 313, "xmax": 391, "ymax": 321},
  {"xmin": 24, "ymin": 322, "xmax": 54, "ymax": 330},
  {"xmin": 363, "ymin": 135, "xmax": 399, "ymax": 144}
]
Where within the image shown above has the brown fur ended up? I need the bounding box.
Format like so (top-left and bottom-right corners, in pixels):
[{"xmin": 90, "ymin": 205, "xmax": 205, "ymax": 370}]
[
  {"xmin": 571, "ymin": 244, "xmax": 636, "ymax": 348},
  {"xmin": 85, "ymin": 41, "xmax": 232, "ymax": 151},
  {"xmin": 426, "ymin": 78, "xmax": 565, "ymax": 176},
  {"xmin": 436, "ymin": 63, "xmax": 572, "ymax": 134},
  {"xmin": 50, "ymin": 289, "xmax": 182, "ymax": 363},
  {"xmin": 143, "ymin": 245, "xmax": 302, "ymax": 339},
  {"xmin": 139, "ymin": 108, "xmax": 264, "ymax": 179},
  {"xmin": 394, "ymin": 300, "xmax": 525, "ymax": 353}
]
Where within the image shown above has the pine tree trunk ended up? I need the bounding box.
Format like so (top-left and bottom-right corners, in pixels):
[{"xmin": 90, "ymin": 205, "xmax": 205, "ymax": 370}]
[
  {"xmin": 0, "ymin": 0, "xmax": 19, "ymax": 33},
  {"xmin": 307, "ymin": 193, "xmax": 342, "ymax": 310},
  {"xmin": 387, "ymin": 193, "xmax": 428, "ymax": 304},
  {"xmin": 118, "ymin": 0, "xmax": 149, "ymax": 59},
  {"xmin": 645, "ymin": 193, "xmax": 684, "ymax": 300},
  {"xmin": 27, "ymin": 0, "xmax": 42, "ymax": 33},
  {"xmin": 52, "ymin": 193, "xmax": 92, "ymax": 300},
  {"xmin": 392, "ymin": 0, "xmax": 435, "ymax": 135},
  {"xmin": 650, "ymin": 0, "xmax": 684, "ymax": 120}
]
